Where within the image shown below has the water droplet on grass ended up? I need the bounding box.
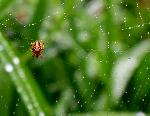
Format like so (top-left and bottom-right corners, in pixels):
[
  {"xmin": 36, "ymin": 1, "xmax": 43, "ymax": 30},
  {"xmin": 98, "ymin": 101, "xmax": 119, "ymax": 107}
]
[
  {"xmin": 13, "ymin": 57, "xmax": 20, "ymax": 65},
  {"xmin": 27, "ymin": 104, "xmax": 33, "ymax": 110},
  {"xmin": 5, "ymin": 64, "xmax": 13, "ymax": 72},
  {"xmin": 0, "ymin": 45, "xmax": 4, "ymax": 51},
  {"xmin": 39, "ymin": 112, "xmax": 45, "ymax": 116},
  {"xmin": 136, "ymin": 112, "xmax": 146, "ymax": 116}
]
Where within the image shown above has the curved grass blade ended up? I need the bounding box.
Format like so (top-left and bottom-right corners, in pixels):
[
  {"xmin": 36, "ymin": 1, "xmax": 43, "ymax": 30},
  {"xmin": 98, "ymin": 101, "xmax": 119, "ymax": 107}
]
[
  {"xmin": 0, "ymin": 32, "xmax": 53, "ymax": 116},
  {"xmin": 111, "ymin": 39, "xmax": 150, "ymax": 103}
]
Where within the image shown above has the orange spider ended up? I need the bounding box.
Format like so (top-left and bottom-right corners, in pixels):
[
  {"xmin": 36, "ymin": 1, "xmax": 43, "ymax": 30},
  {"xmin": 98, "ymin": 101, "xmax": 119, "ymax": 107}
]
[{"xmin": 30, "ymin": 40, "xmax": 44, "ymax": 58}]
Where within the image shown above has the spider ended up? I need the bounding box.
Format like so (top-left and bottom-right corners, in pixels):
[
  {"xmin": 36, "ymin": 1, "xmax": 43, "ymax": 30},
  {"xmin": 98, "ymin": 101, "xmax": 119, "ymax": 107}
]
[{"xmin": 30, "ymin": 40, "xmax": 44, "ymax": 58}]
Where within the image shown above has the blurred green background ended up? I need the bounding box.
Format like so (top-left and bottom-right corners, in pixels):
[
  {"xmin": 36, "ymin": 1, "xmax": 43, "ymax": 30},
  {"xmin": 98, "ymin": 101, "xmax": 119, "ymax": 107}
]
[{"xmin": 0, "ymin": 0, "xmax": 150, "ymax": 116}]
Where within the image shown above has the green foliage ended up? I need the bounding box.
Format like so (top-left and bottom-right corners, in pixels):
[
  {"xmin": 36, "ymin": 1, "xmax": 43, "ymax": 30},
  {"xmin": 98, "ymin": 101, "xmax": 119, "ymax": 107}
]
[{"xmin": 0, "ymin": 0, "xmax": 150, "ymax": 116}]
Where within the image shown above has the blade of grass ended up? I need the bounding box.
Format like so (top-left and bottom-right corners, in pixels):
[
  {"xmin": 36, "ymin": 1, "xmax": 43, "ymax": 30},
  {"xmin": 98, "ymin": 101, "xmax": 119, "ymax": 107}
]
[
  {"xmin": 111, "ymin": 39, "xmax": 150, "ymax": 103},
  {"xmin": 0, "ymin": 32, "xmax": 53, "ymax": 116},
  {"xmin": 0, "ymin": 69, "xmax": 15, "ymax": 116}
]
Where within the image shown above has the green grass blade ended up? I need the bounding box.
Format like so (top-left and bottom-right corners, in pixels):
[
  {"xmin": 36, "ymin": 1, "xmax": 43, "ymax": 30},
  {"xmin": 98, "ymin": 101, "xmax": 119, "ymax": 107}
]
[
  {"xmin": 0, "ymin": 32, "xmax": 53, "ymax": 116},
  {"xmin": 111, "ymin": 39, "xmax": 150, "ymax": 103}
]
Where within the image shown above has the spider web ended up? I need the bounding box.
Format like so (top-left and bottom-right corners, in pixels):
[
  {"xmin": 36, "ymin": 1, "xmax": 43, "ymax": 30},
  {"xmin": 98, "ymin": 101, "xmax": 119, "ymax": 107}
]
[{"xmin": 0, "ymin": 0, "xmax": 150, "ymax": 114}]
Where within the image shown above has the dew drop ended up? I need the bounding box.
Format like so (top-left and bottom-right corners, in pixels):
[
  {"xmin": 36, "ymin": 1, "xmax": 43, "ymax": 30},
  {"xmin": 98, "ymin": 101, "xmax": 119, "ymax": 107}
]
[
  {"xmin": 16, "ymin": 103, "xmax": 19, "ymax": 107},
  {"xmin": 136, "ymin": 112, "xmax": 146, "ymax": 116},
  {"xmin": 13, "ymin": 112, "xmax": 15, "ymax": 115},
  {"xmin": 5, "ymin": 64, "xmax": 13, "ymax": 72},
  {"xmin": 129, "ymin": 34, "xmax": 130, "ymax": 37},
  {"xmin": 0, "ymin": 45, "xmax": 4, "ymax": 51},
  {"xmin": 13, "ymin": 57, "xmax": 20, "ymax": 65},
  {"xmin": 27, "ymin": 104, "xmax": 33, "ymax": 111},
  {"xmin": 39, "ymin": 112, "xmax": 45, "ymax": 116}
]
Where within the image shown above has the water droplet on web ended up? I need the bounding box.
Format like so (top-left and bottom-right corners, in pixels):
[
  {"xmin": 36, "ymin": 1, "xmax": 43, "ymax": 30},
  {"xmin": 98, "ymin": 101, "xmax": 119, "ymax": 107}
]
[
  {"xmin": 136, "ymin": 112, "xmax": 146, "ymax": 116},
  {"xmin": 5, "ymin": 64, "xmax": 13, "ymax": 72},
  {"xmin": 0, "ymin": 45, "xmax": 4, "ymax": 51},
  {"xmin": 39, "ymin": 112, "xmax": 45, "ymax": 116},
  {"xmin": 16, "ymin": 103, "xmax": 19, "ymax": 107},
  {"xmin": 129, "ymin": 34, "xmax": 130, "ymax": 37},
  {"xmin": 148, "ymin": 32, "xmax": 150, "ymax": 37},
  {"xmin": 27, "ymin": 104, "xmax": 33, "ymax": 110},
  {"xmin": 146, "ymin": 67, "xmax": 149, "ymax": 69},
  {"xmin": 13, "ymin": 57, "xmax": 20, "ymax": 65},
  {"xmin": 88, "ymin": 82, "xmax": 91, "ymax": 85},
  {"xmin": 13, "ymin": 112, "xmax": 15, "ymax": 115}
]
